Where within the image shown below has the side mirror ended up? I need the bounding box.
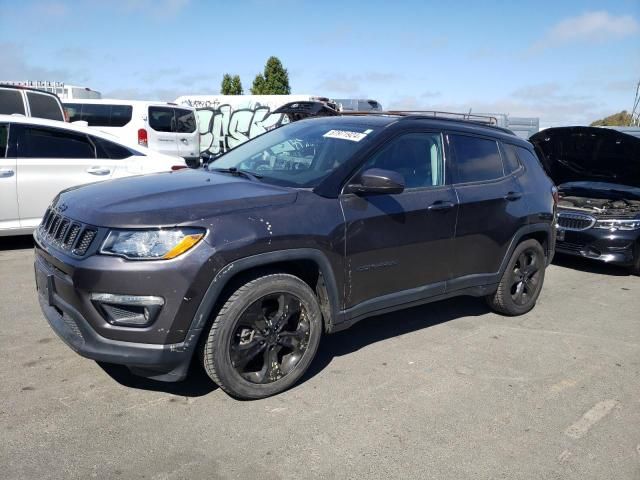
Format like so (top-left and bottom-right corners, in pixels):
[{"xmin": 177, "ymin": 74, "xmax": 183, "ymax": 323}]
[{"xmin": 345, "ymin": 168, "xmax": 405, "ymax": 195}]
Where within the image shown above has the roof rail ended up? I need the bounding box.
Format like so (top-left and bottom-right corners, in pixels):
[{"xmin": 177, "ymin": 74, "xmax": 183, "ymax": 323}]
[{"xmin": 340, "ymin": 110, "xmax": 498, "ymax": 125}]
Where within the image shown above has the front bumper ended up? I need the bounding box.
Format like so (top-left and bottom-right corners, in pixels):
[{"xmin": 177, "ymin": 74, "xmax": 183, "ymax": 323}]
[
  {"xmin": 33, "ymin": 224, "xmax": 217, "ymax": 381},
  {"xmin": 556, "ymin": 227, "xmax": 638, "ymax": 266},
  {"xmin": 35, "ymin": 253, "xmax": 200, "ymax": 381}
]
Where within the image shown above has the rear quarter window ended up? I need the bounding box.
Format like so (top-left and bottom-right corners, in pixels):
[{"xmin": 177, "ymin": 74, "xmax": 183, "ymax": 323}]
[
  {"xmin": 502, "ymin": 143, "xmax": 522, "ymax": 173},
  {"xmin": 93, "ymin": 136, "xmax": 139, "ymax": 159},
  {"xmin": 26, "ymin": 92, "xmax": 64, "ymax": 121},
  {"xmin": 515, "ymin": 146, "xmax": 545, "ymax": 171},
  {"xmin": 0, "ymin": 89, "xmax": 26, "ymax": 115}
]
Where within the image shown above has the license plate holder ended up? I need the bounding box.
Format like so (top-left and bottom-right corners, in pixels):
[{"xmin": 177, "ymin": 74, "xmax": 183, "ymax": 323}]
[{"xmin": 35, "ymin": 264, "xmax": 55, "ymax": 307}]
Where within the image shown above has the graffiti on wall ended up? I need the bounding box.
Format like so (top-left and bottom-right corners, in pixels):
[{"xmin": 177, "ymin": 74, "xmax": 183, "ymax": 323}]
[{"xmin": 189, "ymin": 100, "xmax": 290, "ymax": 155}]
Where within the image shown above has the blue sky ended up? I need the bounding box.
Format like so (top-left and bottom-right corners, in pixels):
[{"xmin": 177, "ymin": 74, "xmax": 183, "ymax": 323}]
[{"xmin": 1, "ymin": 0, "xmax": 638, "ymax": 127}]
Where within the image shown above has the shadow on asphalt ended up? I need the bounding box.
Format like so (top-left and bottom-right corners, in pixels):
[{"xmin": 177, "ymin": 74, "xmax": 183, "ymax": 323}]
[
  {"xmin": 97, "ymin": 360, "xmax": 219, "ymax": 397},
  {"xmin": 98, "ymin": 296, "xmax": 490, "ymax": 398},
  {"xmin": 0, "ymin": 235, "xmax": 34, "ymax": 251},
  {"xmin": 298, "ymin": 295, "xmax": 489, "ymax": 388},
  {"xmin": 552, "ymin": 252, "xmax": 632, "ymax": 276}
]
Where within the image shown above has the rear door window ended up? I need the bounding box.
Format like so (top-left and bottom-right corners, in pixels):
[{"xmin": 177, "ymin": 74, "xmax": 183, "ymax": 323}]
[
  {"xmin": 175, "ymin": 108, "xmax": 196, "ymax": 133},
  {"xmin": 26, "ymin": 92, "xmax": 64, "ymax": 121},
  {"xmin": 449, "ymin": 134, "xmax": 504, "ymax": 183},
  {"xmin": 0, "ymin": 89, "xmax": 26, "ymax": 115},
  {"xmin": 19, "ymin": 127, "xmax": 95, "ymax": 159},
  {"xmin": 148, "ymin": 107, "xmax": 175, "ymax": 132}
]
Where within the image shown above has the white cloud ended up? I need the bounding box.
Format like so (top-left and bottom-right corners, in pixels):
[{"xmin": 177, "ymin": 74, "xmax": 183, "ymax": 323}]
[
  {"xmin": 0, "ymin": 42, "xmax": 86, "ymax": 82},
  {"xmin": 533, "ymin": 11, "xmax": 639, "ymax": 50},
  {"xmin": 386, "ymin": 82, "xmax": 616, "ymax": 128},
  {"xmin": 316, "ymin": 72, "xmax": 403, "ymax": 96}
]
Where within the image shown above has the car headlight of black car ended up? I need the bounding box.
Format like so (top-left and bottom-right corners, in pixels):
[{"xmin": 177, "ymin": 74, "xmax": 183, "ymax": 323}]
[
  {"xmin": 100, "ymin": 228, "xmax": 205, "ymax": 260},
  {"xmin": 594, "ymin": 219, "xmax": 640, "ymax": 231}
]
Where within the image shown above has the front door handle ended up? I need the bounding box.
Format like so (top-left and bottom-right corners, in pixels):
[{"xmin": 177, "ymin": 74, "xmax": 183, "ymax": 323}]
[
  {"xmin": 428, "ymin": 200, "xmax": 455, "ymax": 211},
  {"xmin": 0, "ymin": 168, "xmax": 15, "ymax": 178},
  {"xmin": 180, "ymin": 138, "xmax": 189, "ymax": 144},
  {"xmin": 504, "ymin": 191, "xmax": 522, "ymax": 201},
  {"xmin": 86, "ymin": 166, "xmax": 111, "ymax": 176}
]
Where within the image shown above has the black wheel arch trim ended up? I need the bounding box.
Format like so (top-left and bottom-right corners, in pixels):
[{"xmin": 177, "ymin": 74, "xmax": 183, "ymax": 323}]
[
  {"xmin": 500, "ymin": 223, "xmax": 555, "ymax": 273},
  {"xmin": 190, "ymin": 248, "xmax": 342, "ymax": 335}
]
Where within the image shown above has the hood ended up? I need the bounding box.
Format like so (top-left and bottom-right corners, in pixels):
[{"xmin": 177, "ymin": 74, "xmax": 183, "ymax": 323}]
[
  {"xmin": 530, "ymin": 126, "xmax": 640, "ymax": 188},
  {"xmin": 54, "ymin": 169, "xmax": 297, "ymax": 228}
]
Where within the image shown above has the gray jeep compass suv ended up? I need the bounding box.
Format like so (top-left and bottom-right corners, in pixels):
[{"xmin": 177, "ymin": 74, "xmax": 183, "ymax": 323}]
[{"xmin": 34, "ymin": 113, "xmax": 556, "ymax": 399}]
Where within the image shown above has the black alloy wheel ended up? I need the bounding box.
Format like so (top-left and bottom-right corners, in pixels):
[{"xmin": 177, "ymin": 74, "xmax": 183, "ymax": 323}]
[
  {"xmin": 230, "ymin": 293, "xmax": 310, "ymax": 384},
  {"xmin": 486, "ymin": 239, "xmax": 546, "ymax": 316},
  {"xmin": 203, "ymin": 273, "xmax": 322, "ymax": 399},
  {"xmin": 510, "ymin": 249, "xmax": 543, "ymax": 306}
]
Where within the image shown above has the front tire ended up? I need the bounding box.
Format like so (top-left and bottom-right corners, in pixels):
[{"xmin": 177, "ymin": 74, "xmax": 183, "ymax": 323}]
[
  {"xmin": 202, "ymin": 274, "xmax": 322, "ymax": 399},
  {"xmin": 486, "ymin": 239, "xmax": 546, "ymax": 316}
]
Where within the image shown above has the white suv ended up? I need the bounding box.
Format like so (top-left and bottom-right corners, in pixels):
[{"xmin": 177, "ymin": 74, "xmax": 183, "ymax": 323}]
[
  {"xmin": 0, "ymin": 115, "xmax": 186, "ymax": 236},
  {"xmin": 62, "ymin": 100, "xmax": 201, "ymax": 167},
  {"xmin": 0, "ymin": 85, "xmax": 66, "ymax": 121}
]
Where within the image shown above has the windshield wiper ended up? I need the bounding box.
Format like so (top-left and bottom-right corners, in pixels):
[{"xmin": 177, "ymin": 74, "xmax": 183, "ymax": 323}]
[{"xmin": 210, "ymin": 167, "xmax": 263, "ymax": 181}]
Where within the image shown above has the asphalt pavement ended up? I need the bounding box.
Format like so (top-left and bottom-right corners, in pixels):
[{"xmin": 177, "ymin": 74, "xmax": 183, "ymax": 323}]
[{"xmin": 1, "ymin": 235, "xmax": 639, "ymax": 479}]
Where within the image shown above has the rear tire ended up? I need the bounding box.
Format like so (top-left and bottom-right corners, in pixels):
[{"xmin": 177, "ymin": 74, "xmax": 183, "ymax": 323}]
[
  {"xmin": 630, "ymin": 243, "xmax": 640, "ymax": 276},
  {"xmin": 202, "ymin": 274, "xmax": 322, "ymax": 400},
  {"xmin": 486, "ymin": 239, "xmax": 546, "ymax": 316}
]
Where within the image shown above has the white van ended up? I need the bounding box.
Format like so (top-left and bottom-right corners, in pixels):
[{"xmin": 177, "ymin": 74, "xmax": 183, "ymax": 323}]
[{"xmin": 62, "ymin": 100, "xmax": 200, "ymax": 167}]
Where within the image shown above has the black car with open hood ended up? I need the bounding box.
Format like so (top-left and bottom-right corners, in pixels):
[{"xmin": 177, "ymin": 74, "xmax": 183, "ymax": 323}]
[{"xmin": 530, "ymin": 126, "xmax": 640, "ymax": 273}]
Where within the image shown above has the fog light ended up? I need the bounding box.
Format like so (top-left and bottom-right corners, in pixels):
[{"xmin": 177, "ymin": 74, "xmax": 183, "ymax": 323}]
[{"xmin": 90, "ymin": 293, "xmax": 164, "ymax": 327}]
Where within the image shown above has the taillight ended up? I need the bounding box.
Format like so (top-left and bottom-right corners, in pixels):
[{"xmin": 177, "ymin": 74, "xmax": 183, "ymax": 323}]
[
  {"xmin": 171, "ymin": 165, "xmax": 187, "ymax": 171},
  {"xmin": 137, "ymin": 128, "xmax": 148, "ymax": 147}
]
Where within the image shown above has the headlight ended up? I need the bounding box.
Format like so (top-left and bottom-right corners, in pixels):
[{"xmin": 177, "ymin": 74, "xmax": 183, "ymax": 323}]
[
  {"xmin": 594, "ymin": 219, "xmax": 640, "ymax": 231},
  {"xmin": 100, "ymin": 228, "xmax": 205, "ymax": 260}
]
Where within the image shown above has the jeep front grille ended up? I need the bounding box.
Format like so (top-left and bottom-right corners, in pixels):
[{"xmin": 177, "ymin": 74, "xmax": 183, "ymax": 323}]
[
  {"xmin": 39, "ymin": 208, "xmax": 99, "ymax": 257},
  {"xmin": 557, "ymin": 211, "xmax": 596, "ymax": 231}
]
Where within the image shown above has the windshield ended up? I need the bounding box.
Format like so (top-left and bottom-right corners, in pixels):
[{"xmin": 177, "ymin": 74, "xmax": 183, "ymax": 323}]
[{"xmin": 208, "ymin": 119, "xmax": 377, "ymax": 188}]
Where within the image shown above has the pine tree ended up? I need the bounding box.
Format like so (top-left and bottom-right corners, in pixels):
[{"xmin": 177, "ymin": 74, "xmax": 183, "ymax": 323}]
[
  {"xmin": 221, "ymin": 74, "xmax": 243, "ymax": 95},
  {"xmin": 251, "ymin": 73, "xmax": 266, "ymax": 95},
  {"xmin": 250, "ymin": 56, "xmax": 291, "ymax": 94},
  {"xmin": 230, "ymin": 75, "xmax": 243, "ymax": 95}
]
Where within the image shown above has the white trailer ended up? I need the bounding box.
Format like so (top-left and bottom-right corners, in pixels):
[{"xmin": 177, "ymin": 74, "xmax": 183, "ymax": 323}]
[{"xmin": 173, "ymin": 95, "xmax": 334, "ymax": 154}]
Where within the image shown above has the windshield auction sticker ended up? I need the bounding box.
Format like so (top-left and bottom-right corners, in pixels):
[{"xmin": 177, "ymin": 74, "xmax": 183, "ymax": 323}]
[{"xmin": 323, "ymin": 129, "xmax": 368, "ymax": 142}]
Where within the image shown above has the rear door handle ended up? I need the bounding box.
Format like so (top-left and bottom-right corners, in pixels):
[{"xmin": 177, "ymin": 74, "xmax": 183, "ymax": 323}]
[
  {"xmin": 0, "ymin": 168, "xmax": 15, "ymax": 178},
  {"xmin": 428, "ymin": 200, "xmax": 455, "ymax": 211},
  {"xmin": 180, "ymin": 138, "xmax": 189, "ymax": 144},
  {"xmin": 504, "ymin": 191, "xmax": 522, "ymax": 201},
  {"xmin": 86, "ymin": 166, "xmax": 111, "ymax": 176}
]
